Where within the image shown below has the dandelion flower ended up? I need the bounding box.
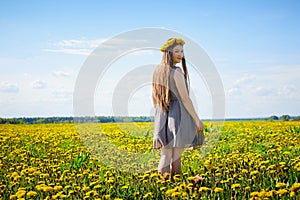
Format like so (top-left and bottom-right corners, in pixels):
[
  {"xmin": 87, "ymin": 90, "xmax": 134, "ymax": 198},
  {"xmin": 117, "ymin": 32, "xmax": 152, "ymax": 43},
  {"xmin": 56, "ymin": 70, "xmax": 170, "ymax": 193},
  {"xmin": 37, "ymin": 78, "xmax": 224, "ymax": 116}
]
[
  {"xmin": 251, "ymin": 192, "xmax": 261, "ymax": 197},
  {"xmin": 26, "ymin": 191, "xmax": 37, "ymax": 197},
  {"xmin": 43, "ymin": 186, "xmax": 53, "ymax": 192},
  {"xmin": 214, "ymin": 187, "xmax": 223, "ymax": 193},
  {"xmin": 199, "ymin": 187, "xmax": 210, "ymax": 192},
  {"xmin": 231, "ymin": 183, "xmax": 241, "ymax": 189},
  {"xmin": 276, "ymin": 189, "xmax": 288, "ymax": 196},
  {"xmin": 171, "ymin": 192, "xmax": 181, "ymax": 197},
  {"xmin": 290, "ymin": 182, "xmax": 300, "ymax": 191},
  {"xmin": 121, "ymin": 185, "xmax": 129, "ymax": 189},
  {"xmin": 143, "ymin": 192, "xmax": 153, "ymax": 198},
  {"xmin": 54, "ymin": 185, "xmax": 63, "ymax": 191},
  {"xmin": 275, "ymin": 182, "xmax": 286, "ymax": 188},
  {"xmin": 290, "ymin": 191, "xmax": 296, "ymax": 197}
]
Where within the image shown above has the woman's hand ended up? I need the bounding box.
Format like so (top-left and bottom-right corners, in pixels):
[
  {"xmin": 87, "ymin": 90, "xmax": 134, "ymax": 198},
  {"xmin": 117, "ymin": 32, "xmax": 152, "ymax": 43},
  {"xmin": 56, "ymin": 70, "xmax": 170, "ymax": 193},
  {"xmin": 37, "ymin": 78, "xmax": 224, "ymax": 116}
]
[{"xmin": 197, "ymin": 120, "xmax": 204, "ymax": 132}]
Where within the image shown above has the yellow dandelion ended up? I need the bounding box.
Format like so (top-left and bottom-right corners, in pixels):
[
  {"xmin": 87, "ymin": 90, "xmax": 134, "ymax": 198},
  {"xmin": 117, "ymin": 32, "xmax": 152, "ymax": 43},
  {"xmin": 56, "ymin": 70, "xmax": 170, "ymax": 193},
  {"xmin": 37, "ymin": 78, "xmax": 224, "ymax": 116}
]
[
  {"xmin": 199, "ymin": 187, "xmax": 210, "ymax": 192},
  {"xmin": 166, "ymin": 188, "xmax": 177, "ymax": 196},
  {"xmin": 16, "ymin": 190, "xmax": 26, "ymax": 198},
  {"xmin": 143, "ymin": 192, "xmax": 153, "ymax": 198},
  {"xmin": 258, "ymin": 190, "xmax": 266, "ymax": 197},
  {"xmin": 9, "ymin": 195, "xmax": 17, "ymax": 199},
  {"xmin": 250, "ymin": 191, "xmax": 259, "ymax": 196},
  {"xmin": 275, "ymin": 182, "xmax": 286, "ymax": 188},
  {"xmin": 18, "ymin": 187, "xmax": 26, "ymax": 191},
  {"xmin": 62, "ymin": 184, "xmax": 70, "ymax": 189},
  {"xmin": 82, "ymin": 186, "xmax": 89, "ymax": 191},
  {"xmin": 265, "ymin": 190, "xmax": 275, "ymax": 197},
  {"xmin": 121, "ymin": 185, "xmax": 129, "ymax": 189},
  {"xmin": 231, "ymin": 183, "xmax": 241, "ymax": 189},
  {"xmin": 28, "ymin": 167, "xmax": 36, "ymax": 173},
  {"xmin": 33, "ymin": 171, "xmax": 41, "ymax": 176},
  {"xmin": 250, "ymin": 170, "xmax": 259, "ymax": 176},
  {"xmin": 68, "ymin": 190, "xmax": 75, "ymax": 195},
  {"xmin": 59, "ymin": 194, "xmax": 67, "ymax": 198},
  {"xmin": 214, "ymin": 187, "xmax": 223, "ymax": 193},
  {"xmin": 94, "ymin": 184, "xmax": 101, "ymax": 189},
  {"xmin": 54, "ymin": 185, "xmax": 63, "ymax": 191},
  {"xmin": 89, "ymin": 181, "xmax": 98, "ymax": 186},
  {"xmin": 150, "ymin": 173, "xmax": 158, "ymax": 178},
  {"xmin": 171, "ymin": 192, "xmax": 181, "ymax": 197},
  {"xmin": 290, "ymin": 182, "xmax": 300, "ymax": 191},
  {"xmin": 86, "ymin": 190, "xmax": 98, "ymax": 196},
  {"xmin": 26, "ymin": 191, "xmax": 37, "ymax": 197},
  {"xmin": 43, "ymin": 186, "xmax": 53, "ymax": 192},
  {"xmin": 244, "ymin": 186, "xmax": 251, "ymax": 191},
  {"xmin": 160, "ymin": 187, "xmax": 166, "ymax": 191},
  {"xmin": 182, "ymin": 192, "xmax": 188, "ymax": 197},
  {"xmin": 107, "ymin": 179, "xmax": 114, "ymax": 183},
  {"xmin": 290, "ymin": 191, "xmax": 296, "ymax": 197},
  {"xmin": 260, "ymin": 165, "xmax": 266, "ymax": 170},
  {"xmin": 76, "ymin": 174, "xmax": 83, "ymax": 178},
  {"xmin": 276, "ymin": 189, "xmax": 288, "ymax": 196},
  {"xmin": 11, "ymin": 172, "xmax": 19, "ymax": 178},
  {"xmin": 104, "ymin": 194, "xmax": 110, "ymax": 199}
]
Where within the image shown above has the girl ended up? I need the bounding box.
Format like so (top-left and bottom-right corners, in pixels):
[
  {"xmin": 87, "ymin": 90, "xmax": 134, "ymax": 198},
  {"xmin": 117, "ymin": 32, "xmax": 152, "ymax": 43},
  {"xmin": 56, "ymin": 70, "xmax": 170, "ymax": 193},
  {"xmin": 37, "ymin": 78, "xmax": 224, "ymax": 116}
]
[{"xmin": 152, "ymin": 38, "xmax": 205, "ymax": 178}]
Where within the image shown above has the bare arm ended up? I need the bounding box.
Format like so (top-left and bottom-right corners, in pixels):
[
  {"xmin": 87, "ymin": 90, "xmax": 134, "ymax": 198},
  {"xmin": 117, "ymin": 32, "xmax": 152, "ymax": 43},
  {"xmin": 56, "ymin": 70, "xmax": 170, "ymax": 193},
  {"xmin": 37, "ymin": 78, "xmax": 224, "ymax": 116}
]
[{"xmin": 173, "ymin": 68, "xmax": 203, "ymax": 128}]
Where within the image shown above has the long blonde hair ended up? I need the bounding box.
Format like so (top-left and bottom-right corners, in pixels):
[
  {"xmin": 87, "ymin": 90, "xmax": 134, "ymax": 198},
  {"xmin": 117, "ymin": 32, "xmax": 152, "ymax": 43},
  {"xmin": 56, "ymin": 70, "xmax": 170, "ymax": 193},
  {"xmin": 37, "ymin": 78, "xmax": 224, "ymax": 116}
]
[{"xmin": 152, "ymin": 43, "xmax": 189, "ymax": 112}]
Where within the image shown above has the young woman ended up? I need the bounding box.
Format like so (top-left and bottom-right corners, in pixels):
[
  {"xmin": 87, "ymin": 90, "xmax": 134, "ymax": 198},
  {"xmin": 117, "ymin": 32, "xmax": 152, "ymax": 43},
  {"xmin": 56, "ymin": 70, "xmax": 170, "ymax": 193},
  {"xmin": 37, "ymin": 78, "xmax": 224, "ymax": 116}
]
[{"xmin": 152, "ymin": 38, "xmax": 205, "ymax": 178}]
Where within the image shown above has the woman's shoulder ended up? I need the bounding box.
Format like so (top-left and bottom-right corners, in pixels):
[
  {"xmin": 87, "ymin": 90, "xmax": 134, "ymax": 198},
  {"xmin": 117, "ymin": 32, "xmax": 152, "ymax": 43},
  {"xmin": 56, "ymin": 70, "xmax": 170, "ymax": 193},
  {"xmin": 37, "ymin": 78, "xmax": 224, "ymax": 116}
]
[{"xmin": 172, "ymin": 66, "xmax": 183, "ymax": 74}]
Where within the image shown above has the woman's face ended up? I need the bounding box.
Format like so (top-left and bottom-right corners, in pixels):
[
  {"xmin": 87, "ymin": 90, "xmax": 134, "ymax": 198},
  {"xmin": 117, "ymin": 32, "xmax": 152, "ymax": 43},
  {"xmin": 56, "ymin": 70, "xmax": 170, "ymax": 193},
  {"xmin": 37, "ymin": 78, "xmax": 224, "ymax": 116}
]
[{"xmin": 172, "ymin": 44, "xmax": 184, "ymax": 65}]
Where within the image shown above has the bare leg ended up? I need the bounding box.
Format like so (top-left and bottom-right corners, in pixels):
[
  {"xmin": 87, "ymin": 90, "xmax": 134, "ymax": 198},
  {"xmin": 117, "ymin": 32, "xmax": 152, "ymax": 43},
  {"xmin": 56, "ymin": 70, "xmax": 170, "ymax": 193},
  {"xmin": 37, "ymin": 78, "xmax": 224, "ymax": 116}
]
[
  {"xmin": 158, "ymin": 148, "xmax": 172, "ymax": 176},
  {"xmin": 170, "ymin": 148, "xmax": 184, "ymax": 178}
]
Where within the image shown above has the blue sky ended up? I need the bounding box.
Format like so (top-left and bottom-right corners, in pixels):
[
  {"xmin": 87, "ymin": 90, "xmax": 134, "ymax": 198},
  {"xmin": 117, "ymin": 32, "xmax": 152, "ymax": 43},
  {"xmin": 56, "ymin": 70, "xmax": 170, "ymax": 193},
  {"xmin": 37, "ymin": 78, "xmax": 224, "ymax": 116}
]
[{"xmin": 0, "ymin": 0, "xmax": 300, "ymax": 118}]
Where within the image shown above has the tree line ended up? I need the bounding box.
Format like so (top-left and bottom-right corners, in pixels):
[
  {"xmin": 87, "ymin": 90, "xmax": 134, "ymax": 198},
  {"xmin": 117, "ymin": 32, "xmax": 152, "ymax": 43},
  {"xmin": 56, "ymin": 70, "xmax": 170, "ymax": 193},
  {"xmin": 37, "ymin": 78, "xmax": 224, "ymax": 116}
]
[
  {"xmin": 0, "ymin": 115, "xmax": 298, "ymax": 124},
  {"xmin": 0, "ymin": 116, "xmax": 154, "ymax": 124}
]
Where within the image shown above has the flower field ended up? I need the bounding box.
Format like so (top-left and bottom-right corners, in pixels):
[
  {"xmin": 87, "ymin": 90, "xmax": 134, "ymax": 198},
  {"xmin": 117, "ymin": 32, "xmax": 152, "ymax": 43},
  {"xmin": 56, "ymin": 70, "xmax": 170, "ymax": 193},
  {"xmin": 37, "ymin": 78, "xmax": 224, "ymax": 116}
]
[{"xmin": 0, "ymin": 121, "xmax": 299, "ymax": 199}]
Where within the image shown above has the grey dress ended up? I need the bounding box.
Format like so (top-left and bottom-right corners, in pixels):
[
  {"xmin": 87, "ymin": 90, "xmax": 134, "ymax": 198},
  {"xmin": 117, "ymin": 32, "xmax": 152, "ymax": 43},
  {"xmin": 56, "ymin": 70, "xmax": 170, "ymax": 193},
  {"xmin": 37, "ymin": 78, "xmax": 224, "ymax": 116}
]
[{"xmin": 153, "ymin": 66, "xmax": 205, "ymax": 149}]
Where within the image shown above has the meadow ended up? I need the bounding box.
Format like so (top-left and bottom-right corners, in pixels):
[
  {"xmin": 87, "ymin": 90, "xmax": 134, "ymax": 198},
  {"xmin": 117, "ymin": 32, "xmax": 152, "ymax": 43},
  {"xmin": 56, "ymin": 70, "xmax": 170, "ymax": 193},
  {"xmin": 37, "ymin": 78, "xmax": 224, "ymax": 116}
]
[{"xmin": 0, "ymin": 121, "xmax": 299, "ymax": 199}]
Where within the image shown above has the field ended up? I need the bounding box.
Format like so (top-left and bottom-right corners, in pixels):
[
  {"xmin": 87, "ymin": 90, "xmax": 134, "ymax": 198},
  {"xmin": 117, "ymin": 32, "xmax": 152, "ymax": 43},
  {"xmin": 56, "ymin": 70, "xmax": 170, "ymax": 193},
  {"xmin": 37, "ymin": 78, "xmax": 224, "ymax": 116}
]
[{"xmin": 0, "ymin": 121, "xmax": 299, "ymax": 199}]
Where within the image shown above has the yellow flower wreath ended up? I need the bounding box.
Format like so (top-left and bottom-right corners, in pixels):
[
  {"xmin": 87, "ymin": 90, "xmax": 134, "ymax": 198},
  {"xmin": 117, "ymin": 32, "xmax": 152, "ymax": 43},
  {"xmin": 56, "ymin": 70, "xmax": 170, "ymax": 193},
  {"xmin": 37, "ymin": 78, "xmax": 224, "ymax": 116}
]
[{"xmin": 160, "ymin": 38, "xmax": 185, "ymax": 52}]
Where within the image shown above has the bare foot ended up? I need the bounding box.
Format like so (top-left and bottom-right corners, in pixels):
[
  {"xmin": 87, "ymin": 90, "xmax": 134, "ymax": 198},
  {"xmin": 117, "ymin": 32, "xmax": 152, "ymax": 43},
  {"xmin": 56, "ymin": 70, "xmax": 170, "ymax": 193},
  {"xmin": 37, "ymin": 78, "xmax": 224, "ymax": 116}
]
[{"xmin": 193, "ymin": 174, "xmax": 204, "ymax": 184}]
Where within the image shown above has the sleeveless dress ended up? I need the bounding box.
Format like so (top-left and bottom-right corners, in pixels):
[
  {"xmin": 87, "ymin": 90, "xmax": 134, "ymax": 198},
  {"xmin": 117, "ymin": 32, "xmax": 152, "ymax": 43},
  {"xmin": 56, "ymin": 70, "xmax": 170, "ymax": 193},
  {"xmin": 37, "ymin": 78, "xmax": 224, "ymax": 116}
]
[{"xmin": 153, "ymin": 66, "xmax": 205, "ymax": 149}]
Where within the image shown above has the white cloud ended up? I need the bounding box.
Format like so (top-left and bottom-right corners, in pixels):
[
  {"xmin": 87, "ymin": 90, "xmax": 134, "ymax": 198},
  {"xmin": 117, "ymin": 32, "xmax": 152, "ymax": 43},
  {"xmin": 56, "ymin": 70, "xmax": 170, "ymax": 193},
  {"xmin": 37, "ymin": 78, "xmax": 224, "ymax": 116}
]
[
  {"xmin": 234, "ymin": 74, "xmax": 256, "ymax": 84},
  {"xmin": 44, "ymin": 48, "xmax": 92, "ymax": 56},
  {"xmin": 23, "ymin": 73, "xmax": 31, "ymax": 78},
  {"xmin": 44, "ymin": 38, "xmax": 152, "ymax": 56},
  {"xmin": 51, "ymin": 89, "xmax": 73, "ymax": 99},
  {"xmin": 31, "ymin": 80, "xmax": 47, "ymax": 89},
  {"xmin": 129, "ymin": 49, "xmax": 155, "ymax": 56},
  {"xmin": 44, "ymin": 38, "xmax": 106, "ymax": 56},
  {"xmin": 277, "ymin": 84, "xmax": 299, "ymax": 99},
  {"xmin": 53, "ymin": 39, "xmax": 106, "ymax": 49},
  {"xmin": 0, "ymin": 82, "xmax": 19, "ymax": 93},
  {"xmin": 226, "ymin": 87, "xmax": 241, "ymax": 96},
  {"xmin": 52, "ymin": 70, "xmax": 70, "ymax": 77}
]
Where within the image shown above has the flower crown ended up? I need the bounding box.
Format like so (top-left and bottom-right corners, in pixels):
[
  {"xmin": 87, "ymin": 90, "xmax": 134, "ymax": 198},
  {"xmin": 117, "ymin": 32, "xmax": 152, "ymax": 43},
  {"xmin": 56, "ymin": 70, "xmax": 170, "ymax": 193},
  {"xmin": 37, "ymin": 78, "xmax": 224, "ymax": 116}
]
[{"xmin": 160, "ymin": 38, "xmax": 185, "ymax": 52}]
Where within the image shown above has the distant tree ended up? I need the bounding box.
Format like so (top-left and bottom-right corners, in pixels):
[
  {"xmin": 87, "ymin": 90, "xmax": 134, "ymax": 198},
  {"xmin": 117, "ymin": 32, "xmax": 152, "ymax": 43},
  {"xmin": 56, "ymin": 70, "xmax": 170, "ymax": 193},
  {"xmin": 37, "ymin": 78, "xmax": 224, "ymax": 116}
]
[
  {"xmin": 268, "ymin": 115, "xmax": 279, "ymax": 121},
  {"xmin": 280, "ymin": 114, "xmax": 291, "ymax": 121},
  {"xmin": 292, "ymin": 116, "xmax": 300, "ymax": 121}
]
